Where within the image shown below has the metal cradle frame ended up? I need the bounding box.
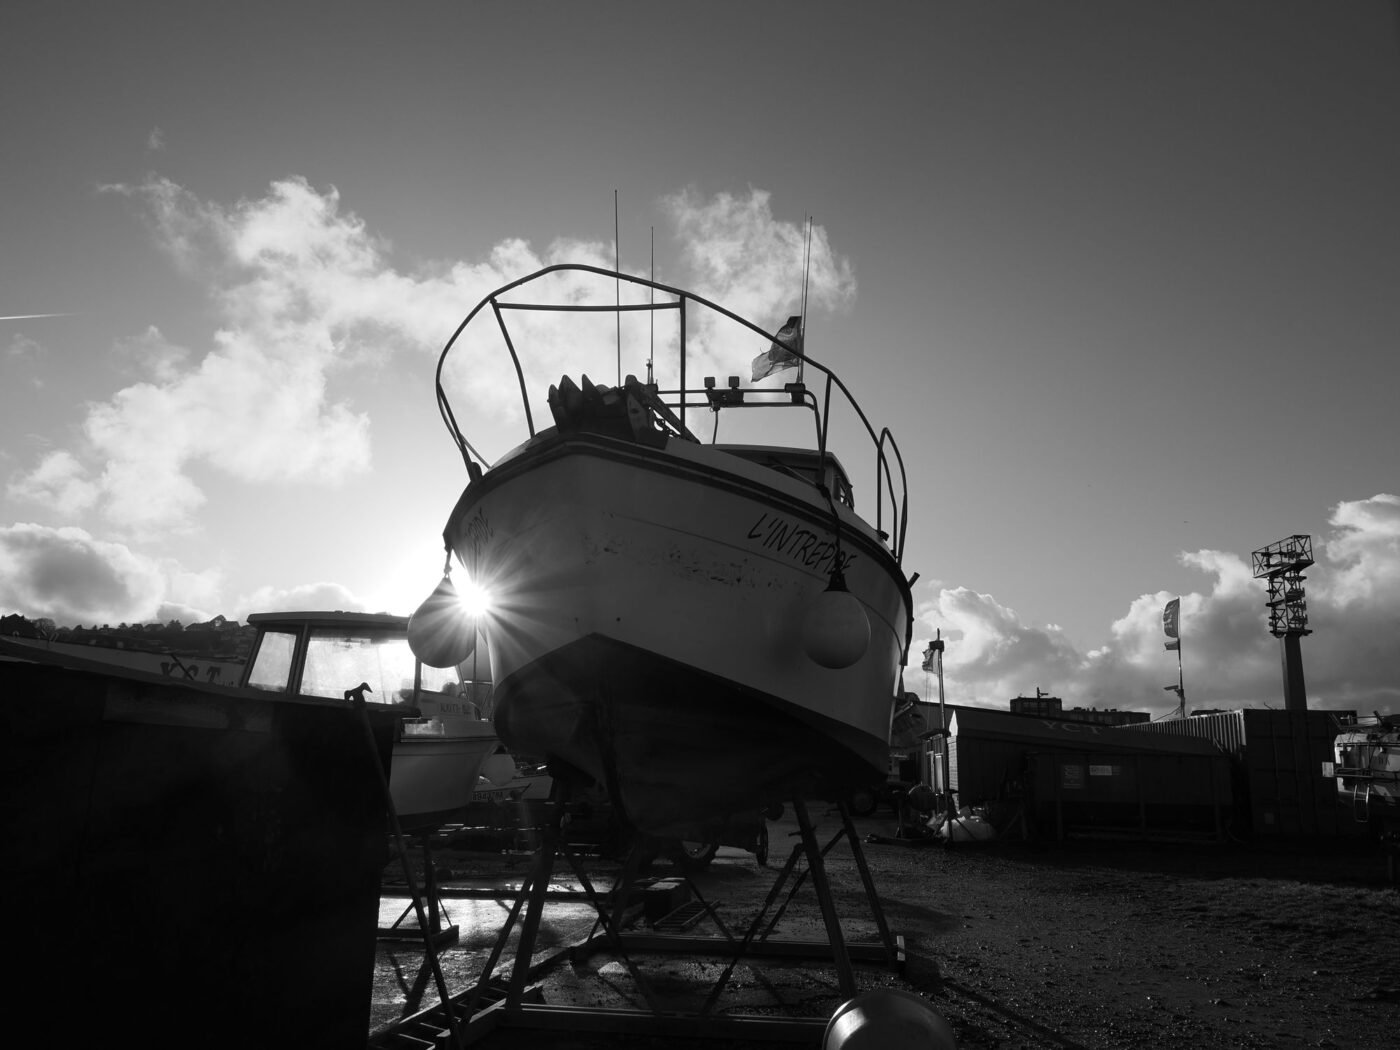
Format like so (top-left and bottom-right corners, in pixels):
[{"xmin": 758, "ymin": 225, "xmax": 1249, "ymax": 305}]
[{"xmin": 373, "ymin": 787, "xmax": 904, "ymax": 1047}]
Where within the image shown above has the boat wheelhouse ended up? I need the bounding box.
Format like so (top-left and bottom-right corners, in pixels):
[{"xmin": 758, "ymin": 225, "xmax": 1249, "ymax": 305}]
[{"xmin": 243, "ymin": 610, "xmax": 498, "ymax": 832}]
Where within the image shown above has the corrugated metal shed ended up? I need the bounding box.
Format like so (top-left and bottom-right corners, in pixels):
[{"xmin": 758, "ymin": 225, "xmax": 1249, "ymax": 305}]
[{"xmin": 1120, "ymin": 709, "xmax": 1359, "ymax": 838}]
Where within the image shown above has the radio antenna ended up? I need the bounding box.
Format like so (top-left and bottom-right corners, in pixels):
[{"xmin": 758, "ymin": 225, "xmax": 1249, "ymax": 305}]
[
  {"xmin": 798, "ymin": 215, "xmax": 813, "ymax": 385},
  {"xmin": 647, "ymin": 225, "xmax": 655, "ymax": 386},
  {"xmin": 614, "ymin": 190, "xmax": 621, "ymax": 385}
]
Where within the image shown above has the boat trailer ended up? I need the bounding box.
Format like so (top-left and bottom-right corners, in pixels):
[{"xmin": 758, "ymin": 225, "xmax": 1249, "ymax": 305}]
[{"xmin": 370, "ymin": 785, "xmax": 906, "ymax": 1046}]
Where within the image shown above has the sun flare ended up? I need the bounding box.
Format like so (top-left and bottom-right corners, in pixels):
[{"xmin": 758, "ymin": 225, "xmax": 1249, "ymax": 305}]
[{"xmin": 456, "ymin": 577, "xmax": 493, "ymax": 618}]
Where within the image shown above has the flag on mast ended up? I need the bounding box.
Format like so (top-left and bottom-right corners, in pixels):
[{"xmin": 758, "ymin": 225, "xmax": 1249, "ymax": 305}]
[
  {"xmin": 750, "ymin": 315, "xmax": 803, "ymax": 381},
  {"xmin": 1163, "ymin": 598, "xmax": 1180, "ymax": 652}
]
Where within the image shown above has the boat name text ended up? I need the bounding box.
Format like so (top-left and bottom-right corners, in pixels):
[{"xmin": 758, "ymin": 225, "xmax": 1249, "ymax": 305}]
[{"xmin": 746, "ymin": 513, "xmax": 856, "ymax": 575}]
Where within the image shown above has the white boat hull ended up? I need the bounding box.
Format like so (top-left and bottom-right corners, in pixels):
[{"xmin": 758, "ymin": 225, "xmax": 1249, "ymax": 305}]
[
  {"xmin": 389, "ymin": 725, "xmax": 500, "ymax": 832},
  {"xmin": 445, "ymin": 431, "xmax": 911, "ymax": 834}
]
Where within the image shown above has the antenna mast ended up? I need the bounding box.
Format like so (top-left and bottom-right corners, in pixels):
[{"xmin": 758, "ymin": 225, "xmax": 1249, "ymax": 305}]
[
  {"xmin": 614, "ymin": 190, "xmax": 621, "ymax": 385},
  {"xmin": 798, "ymin": 216, "xmax": 813, "ymax": 385},
  {"xmin": 648, "ymin": 225, "xmax": 655, "ymax": 386}
]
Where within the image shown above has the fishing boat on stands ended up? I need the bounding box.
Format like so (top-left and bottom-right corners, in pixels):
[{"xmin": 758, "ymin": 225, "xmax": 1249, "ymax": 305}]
[
  {"xmin": 242, "ymin": 610, "xmax": 499, "ymax": 832},
  {"xmin": 412, "ymin": 264, "xmax": 914, "ymax": 838}
]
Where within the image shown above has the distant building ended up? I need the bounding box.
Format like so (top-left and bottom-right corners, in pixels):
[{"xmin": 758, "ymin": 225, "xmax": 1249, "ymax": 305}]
[
  {"xmin": 1010, "ymin": 689, "xmax": 1064, "ymax": 718},
  {"xmin": 1009, "ymin": 688, "xmax": 1149, "ymax": 727}
]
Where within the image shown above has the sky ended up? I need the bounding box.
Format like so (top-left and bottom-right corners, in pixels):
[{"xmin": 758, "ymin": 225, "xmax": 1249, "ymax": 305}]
[{"xmin": 2, "ymin": 1, "xmax": 1397, "ymax": 719}]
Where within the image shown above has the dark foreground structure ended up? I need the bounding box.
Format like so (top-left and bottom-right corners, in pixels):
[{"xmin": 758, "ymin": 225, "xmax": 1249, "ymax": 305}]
[{"xmin": 0, "ymin": 642, "xmax": 401, "ymax": 1050}]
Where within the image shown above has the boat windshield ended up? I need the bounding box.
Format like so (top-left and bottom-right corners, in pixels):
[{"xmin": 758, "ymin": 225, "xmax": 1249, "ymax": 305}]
[
  {"xmin": 245, "ymin": 625, "xmax": 465, "ymax": 705},
  {"xmin": 302, "ymin": 631, "xmax": 429, "ymax": 702}
]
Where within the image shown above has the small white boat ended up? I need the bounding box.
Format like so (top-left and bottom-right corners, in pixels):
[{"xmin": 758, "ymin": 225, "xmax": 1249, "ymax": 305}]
[
  {"xmin": 242, "ymin": 611, "xmax": 499, "ymax": 832},
  {"xmin": 473, "ymin": 747, "xmax": 554, "ymax": 804},
  {"xmin": 423, "ymin": 264, "xmax": 914, "ymax": 836},
  {"xmin": 1333, "ymin": 713, "xmax": 1400, "ymax": 820}
]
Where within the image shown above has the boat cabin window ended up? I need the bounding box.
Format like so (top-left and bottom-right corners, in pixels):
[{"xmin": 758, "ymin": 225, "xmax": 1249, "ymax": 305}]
[
  {"xmin": 245, "ymin": 629, "xmax": 297, "ymax": 692},
  {"xmin": 831, "ymin": 470, "xmax": 854, "ymax": 509}
]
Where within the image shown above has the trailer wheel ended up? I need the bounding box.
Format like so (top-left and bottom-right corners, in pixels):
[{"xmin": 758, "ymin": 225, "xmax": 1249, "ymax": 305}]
[
  {"xmin": 849, "ymin": 787, "xmax": 879, "ymax": 817},
  {"xmin": 754, "ymin": 823, "xmax": 769, "ymax": 868},
  {"xmin": 672, "ymin": 840, "xmax": 718, "ymax": 872}
]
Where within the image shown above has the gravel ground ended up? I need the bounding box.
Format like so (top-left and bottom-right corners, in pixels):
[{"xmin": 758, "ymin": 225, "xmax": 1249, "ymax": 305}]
[
  {"xmin": 873, "ymin": 827, "xmax": 1400, "ymax": 1050},
  {"xmin": 379, "ymin": 806, "xmax": 1400, "ymax": 1050}
]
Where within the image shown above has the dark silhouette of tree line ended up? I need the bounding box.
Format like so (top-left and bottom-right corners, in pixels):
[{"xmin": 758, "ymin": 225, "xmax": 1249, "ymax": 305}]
[{"xmin": 1, "ymin": 611, "xmax": 255, "ymax": 662}]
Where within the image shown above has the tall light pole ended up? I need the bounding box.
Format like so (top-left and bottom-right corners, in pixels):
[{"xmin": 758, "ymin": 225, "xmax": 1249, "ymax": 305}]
[{"xmin": 1251, "ymin": 534, "xmax": 1314, "ymax": 712}]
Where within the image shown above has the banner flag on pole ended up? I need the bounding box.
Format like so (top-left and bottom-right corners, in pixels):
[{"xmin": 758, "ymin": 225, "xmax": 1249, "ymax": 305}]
[
  {"xmin": 1163, "ymin": 598, "xmax": 1180, "ymax": 651},
  {"xmin": 750, "ymin": 315, "xmax": 803, "ymax": 381}
]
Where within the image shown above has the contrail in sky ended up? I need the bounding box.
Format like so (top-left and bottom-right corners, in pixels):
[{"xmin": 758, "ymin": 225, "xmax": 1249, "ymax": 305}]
[{"xmin": 1, "ymin": 313, "xmax": 72, "ymax": 321}]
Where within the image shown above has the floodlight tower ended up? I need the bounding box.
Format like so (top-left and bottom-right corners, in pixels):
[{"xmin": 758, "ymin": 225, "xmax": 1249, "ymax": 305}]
[{"xmin": 1250, "ymin": 534, "xmax": 1314, "ymax": 711}]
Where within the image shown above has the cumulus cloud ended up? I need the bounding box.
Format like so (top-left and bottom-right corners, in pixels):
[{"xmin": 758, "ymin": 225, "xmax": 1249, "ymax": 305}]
[
  {"xmin": 0, "ymin": 523, "xmax": 218, "ymax": 626},
  {"xmin": 917, "ymin": 494, "xmax": 1400, "ymax": 718},
  {"xmin": 235, "ymin": 581, "xmax": 368, "ymax": 621},
  {"xmin": 112, "ymin": 325, "xmax": 191, "ymax": 382},
  {"xmin": 914, "ymin": 587, "xmax": 1082, "ymax": 707},
  {"xmin": 666, "ymin": 187, "xmax": 855, "ymax": 319},
  {"xmin": 8, "ymin": 177, "xmax": 399, "ymax": 532},
  {"xmin": 8, "ymin": 177, "xmax": 851, "ymax": 530},
  {"xmin": 1320, "ymin": 493, "xmax": 1400, "ymax": 606},
  {"xmin": 7, "ymin": 451, "xmax": 100, "ymax": 518},
  {"xmin": 1307, "ymin": 494, "xmax": 1400, "ymax": 712}
]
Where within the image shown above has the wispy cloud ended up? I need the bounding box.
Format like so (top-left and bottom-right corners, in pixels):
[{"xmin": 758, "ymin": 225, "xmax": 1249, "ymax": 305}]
[
  {"xmin": 6, "ymin": 332, "xmax": 44, "ymax": 363},
  {"xmin": 918, "ymin": 493, "xmax": 1400, "ymax": 717},
  {"xmin": 147, "ymin": 126, "xmax": 165, "ymax": 152},
  {"xmin": 5, "ymin": 332, "xmax": 47, "ymax": 389}
]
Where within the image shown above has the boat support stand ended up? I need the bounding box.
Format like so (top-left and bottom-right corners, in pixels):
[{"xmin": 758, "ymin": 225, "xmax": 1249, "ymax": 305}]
[
  {"xmin": 379, "ymin": 836, "xmax": 461, "ymax": 950},
  {"xmin": 375, "ymin": 785, "xmax": 903, "ymax": 1046}
]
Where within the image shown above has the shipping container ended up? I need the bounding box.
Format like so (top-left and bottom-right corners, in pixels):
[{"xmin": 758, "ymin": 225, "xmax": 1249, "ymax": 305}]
[
  {"xmin": 1025, "ymin": 750, "xmax": 1233, "ymax": 841},
  {"xmin": 1120, "ymin": 709, "xmax": 1360, "ymax": 838},
  {"xmin": 945, "ymin": 707, "xmax": 1225, "ymax": 808}
]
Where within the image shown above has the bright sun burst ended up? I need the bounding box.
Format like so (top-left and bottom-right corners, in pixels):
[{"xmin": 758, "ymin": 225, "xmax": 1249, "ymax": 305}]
[{"xmin": 456, "ymin": 577, "xmax": 493, "ymax": 618}]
